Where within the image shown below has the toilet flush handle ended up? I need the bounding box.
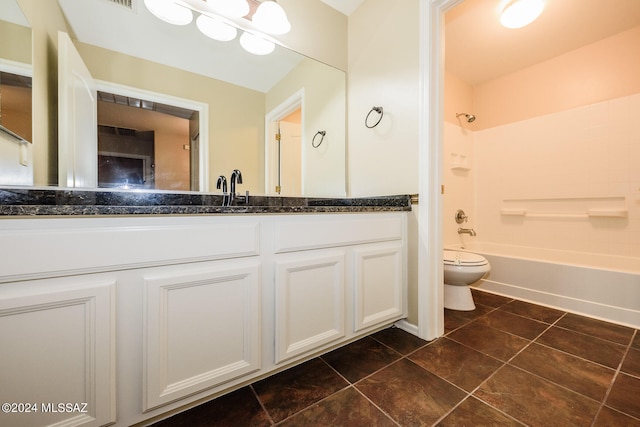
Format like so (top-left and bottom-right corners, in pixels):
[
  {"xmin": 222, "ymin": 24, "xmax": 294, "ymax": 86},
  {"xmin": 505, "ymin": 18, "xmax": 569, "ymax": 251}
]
[{"xmin": 455, "ymin": 209, "xmax": 468, "ymax": 224}]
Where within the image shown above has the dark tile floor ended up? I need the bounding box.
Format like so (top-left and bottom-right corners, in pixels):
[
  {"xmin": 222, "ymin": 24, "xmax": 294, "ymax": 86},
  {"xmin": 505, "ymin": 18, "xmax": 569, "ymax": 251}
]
[{"xmin": 151, "ymin": 289, "xmax": 640, "ymax": 426}]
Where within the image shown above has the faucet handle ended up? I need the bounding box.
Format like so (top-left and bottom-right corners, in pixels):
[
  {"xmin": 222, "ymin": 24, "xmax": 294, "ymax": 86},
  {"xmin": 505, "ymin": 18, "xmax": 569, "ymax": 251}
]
[{"xmin": 455, "ymin": 209, "xmax": 468, "ymax": 224}]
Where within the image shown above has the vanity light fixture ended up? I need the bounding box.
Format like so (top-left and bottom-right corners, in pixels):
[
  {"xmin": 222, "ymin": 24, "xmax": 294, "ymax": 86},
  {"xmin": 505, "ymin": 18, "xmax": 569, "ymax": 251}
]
[
  {"xmin": 196, "ymin": 14, "xmax": 237, "ymax": 41},
  {"xmin": 240, "ymin": 31, "xmax": 275, "ymax": 55},
  {"xmin": 252, "ymin": 0, "xmax": 291, "ymax": 35},
  {"xmin": 500, "ymin": 0, "xmax": 544, "ymax": 29},
  {"xmin": 143, "ymin": 0, "xmax": 290, "ymax": 55},
  {"xmin": 143, "ymin": 0, "xmax": 193, "ymax": 25},
  {"xmin": 206, "ymin": 0, "xmax": 250, "ymax": 19}
]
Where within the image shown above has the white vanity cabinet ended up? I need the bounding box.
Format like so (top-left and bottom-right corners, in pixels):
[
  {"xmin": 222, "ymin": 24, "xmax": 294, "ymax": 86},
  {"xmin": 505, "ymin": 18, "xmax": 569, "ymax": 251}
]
[
  {"xmin": 0, "ymin": 273, "xmax": 117, "ymax": 427},
  {"xmin": 141, "ymin": 258, "xmax": 262, "ymax": 411},
  {"xmin": 0, "ymin": 212, "xmax": 407, "ymax": 426},
  {"xmin": 272, "ymin": 214, "xmax": 407, "ymax": 365}
]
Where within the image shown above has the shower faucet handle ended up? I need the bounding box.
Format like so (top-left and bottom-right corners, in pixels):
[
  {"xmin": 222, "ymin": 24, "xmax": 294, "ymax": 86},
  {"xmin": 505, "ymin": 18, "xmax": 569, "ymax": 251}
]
[{"xmin": 455, "ymin": 209, "xmax": 468, "ymax": 224}]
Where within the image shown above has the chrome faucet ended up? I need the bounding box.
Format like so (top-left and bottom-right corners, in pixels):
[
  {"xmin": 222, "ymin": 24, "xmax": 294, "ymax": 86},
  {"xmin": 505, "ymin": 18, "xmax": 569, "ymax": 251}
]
[
  {"xmin": 216, "ymin": 175, "xmax": 229, "ymax": 206},
  {"xmin": 458, "ymin": 227, "xmax": 476, "ymax": 237},
  {"xmin": 229, "ymin": 169, "xmax": 248, "ymax": 204}
]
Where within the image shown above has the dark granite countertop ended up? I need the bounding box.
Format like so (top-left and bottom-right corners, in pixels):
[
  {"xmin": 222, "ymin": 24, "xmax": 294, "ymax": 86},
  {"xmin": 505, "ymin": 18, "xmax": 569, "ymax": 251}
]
[{"xmin": 0, "ymin": 187, "xmax": 413, "ymax": 217}]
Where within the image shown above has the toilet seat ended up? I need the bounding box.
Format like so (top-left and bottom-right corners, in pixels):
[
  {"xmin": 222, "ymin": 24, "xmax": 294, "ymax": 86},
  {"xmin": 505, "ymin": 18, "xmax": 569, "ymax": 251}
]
[{"xmin": 443, "ymin": 250, "xmax": 488, "ymax": 267}]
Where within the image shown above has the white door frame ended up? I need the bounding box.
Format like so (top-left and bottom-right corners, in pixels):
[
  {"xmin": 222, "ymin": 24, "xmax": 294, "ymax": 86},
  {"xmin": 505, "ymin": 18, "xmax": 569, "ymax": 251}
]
[
  {"xmin": 417, "ymin": 0, "xmax": 465, "ymax": 340},
  {"xmin": 264, "ymin": 89, "xmax": 305, "ymax": 195},
  {"xmin": 95, "ymin": 80, "xmax": 210, "ymax": 192}
]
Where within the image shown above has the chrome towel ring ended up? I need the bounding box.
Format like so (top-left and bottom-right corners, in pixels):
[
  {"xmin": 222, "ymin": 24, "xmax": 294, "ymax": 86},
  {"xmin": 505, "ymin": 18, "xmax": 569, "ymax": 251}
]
[
  {"xmin": 312, "ymin": 130, "xmax": 326, "ymax": 148},
  {"xmin": 365, "ymin": 106, "xmax": 383, "ymax": 128}
]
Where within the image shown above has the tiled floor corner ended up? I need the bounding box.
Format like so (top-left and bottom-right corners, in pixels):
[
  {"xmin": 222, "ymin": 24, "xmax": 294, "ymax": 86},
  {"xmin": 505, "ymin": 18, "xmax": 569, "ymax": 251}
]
[{"xmin": 151, "ymin": 289, "xmax": 640, "ymax": 426}]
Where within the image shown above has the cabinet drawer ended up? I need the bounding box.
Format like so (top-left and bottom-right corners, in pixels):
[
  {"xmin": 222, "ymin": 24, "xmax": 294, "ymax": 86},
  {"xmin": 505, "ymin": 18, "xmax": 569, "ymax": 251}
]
[
  {"xmin": 0, "ymin": 217, "xmax": 260, "ymax": 282},
  {"xmin": 274, "ymin": 214, "xmax": 404, "ymax": 253}
]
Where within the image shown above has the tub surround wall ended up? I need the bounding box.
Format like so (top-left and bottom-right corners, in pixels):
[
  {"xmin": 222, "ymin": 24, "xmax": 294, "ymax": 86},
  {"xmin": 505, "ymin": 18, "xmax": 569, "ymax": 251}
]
[
  {"xmin": 444, "ymin": 25, "xmax": 640, "ymax": 256},
  {"xmin": 443, "ymin": 121, "xmax": 475, "ymax": 247},
  {"xmin": 475, "ymin": 92, "xmax": 640, "ymax": 259}
]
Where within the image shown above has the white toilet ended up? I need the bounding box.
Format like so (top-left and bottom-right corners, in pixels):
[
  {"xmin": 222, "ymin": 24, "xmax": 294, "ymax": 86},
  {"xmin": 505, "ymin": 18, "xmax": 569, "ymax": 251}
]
[{"xmin": 443, "ymin": 249, "xmax": 490, "ymax": 311}]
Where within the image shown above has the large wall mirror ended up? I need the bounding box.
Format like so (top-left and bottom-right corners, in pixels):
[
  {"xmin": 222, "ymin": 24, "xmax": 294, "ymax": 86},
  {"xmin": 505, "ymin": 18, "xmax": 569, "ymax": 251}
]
[
  {"xmin": 4, "ymin": 0, "xmax": 346, "ymax": 197},
  {"xmin": 0, "ymin": 0, "xmax": 32, "ymax": 186}
]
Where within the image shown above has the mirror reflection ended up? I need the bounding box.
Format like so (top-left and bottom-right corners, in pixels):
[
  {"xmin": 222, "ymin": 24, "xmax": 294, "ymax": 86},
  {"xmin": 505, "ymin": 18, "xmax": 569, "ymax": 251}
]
[
  {"xmin": 0, "ymin": 0, "xmax": 32, "ymax": 186},
  {"xmin": 4, "ymin": 0, "xmax": 346, "ymax": 197}
]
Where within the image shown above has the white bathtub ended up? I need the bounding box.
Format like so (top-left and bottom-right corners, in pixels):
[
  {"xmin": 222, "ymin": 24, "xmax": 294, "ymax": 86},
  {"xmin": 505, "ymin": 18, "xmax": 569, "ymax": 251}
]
[{"xmin": 447, "ymin": 242, "xmax": 640, "ymax": 328}]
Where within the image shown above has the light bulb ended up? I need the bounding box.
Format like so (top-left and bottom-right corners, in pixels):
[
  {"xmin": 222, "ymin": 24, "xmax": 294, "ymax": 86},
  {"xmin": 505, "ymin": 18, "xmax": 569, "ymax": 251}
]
[
  {"xmin": 197, "ymin": 15, "xmax": 237, "ymax": 41},
  {"xmin": 240, "ymin": 32, "xmax": 275, "ymax": 55},
  {"xmin": 144, "ymin": 0, "xmax": 193, "ymax": 25},
  {"xmin": 252, "ymin": 1, "xmax": 291, "ymax": 35},
  {"xmin": 500, "ymin": 0, "xmax": 544, "ymax": 29}
]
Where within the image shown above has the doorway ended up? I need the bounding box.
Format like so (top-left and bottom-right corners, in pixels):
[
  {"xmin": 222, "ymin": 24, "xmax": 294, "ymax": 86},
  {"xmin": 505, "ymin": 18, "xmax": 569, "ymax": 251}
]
[
  {"xmin": 265, "ymin": 89, "xmax": 304, "ymax": 196},
  {"xmin": 97, "ymin": 90, "xmax": 199, "ymax": 191}
]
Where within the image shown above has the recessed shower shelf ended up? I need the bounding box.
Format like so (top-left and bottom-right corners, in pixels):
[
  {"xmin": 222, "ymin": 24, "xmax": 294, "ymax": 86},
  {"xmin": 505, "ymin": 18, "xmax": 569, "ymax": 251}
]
[{"xmin": 500, "ymin": 196, "xmax": 628, "ymax": 219}]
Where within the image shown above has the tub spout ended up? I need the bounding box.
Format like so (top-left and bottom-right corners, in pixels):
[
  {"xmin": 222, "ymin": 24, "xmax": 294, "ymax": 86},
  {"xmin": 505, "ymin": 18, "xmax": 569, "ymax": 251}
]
[{"xmin": 458, "ymin": 227, "xmax": 476, "ymax": 237}]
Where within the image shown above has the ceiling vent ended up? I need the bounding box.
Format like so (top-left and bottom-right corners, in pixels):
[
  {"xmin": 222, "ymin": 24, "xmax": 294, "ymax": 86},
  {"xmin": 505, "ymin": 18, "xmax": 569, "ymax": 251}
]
[{"xmin": 104, "ymin": 0, "xmax": 135, "ymax": 11}]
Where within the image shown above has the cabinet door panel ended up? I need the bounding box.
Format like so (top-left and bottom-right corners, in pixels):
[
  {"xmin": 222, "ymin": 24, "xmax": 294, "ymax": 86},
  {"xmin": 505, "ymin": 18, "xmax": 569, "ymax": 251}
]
[
  {"xmin": 274, "ymin": 251, "xmax": 346, "ymax": 363},
  {"xmin": 0, "ymin": 277, "xmax": 116, "ymax": 427},
  {"xmin": 143, "ymin": 260, "xmax": 261, "ymax": 411},
  {"xmin": 353, "ymin": 242, "xmax": 405, "ymax": 332}
]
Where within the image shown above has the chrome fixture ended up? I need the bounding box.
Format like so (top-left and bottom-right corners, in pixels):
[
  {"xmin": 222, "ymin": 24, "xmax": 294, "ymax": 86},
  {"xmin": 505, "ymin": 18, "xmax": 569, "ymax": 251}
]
[
  {"xmin": 456, "ymin": 112, "xmax": 476, "ymax": 123},
  {"xmin": 455, "ymin": 209, "xmax": 468, "ymax": 224},
  {"xmin": 216, "ymin": 175, "xmax": 229, "ymax": 206},
  {"xmin": 230, "ymin": 169, "xmax": 248, "ymax": 204},
  {"xmin": 143, "ymin": 0, "xmax": 291, "ymax": 56},
  {"xmin": 365, "ymin": 106, "xmax": 384, "ymax": 128},
  {"xmin": 458, "ymin": 228, "xmax": 477, "ymax": 237}
]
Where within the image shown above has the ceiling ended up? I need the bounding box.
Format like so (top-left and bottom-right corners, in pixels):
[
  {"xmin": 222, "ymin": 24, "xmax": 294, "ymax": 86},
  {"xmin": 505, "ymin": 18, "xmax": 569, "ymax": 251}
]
[
  {"xmin": 0, "ymin": 0, "xmax": 29, "ymax": 26},
  {"xmin": 46, "ymin": 0, "xmax": 640, "ymax": 91},
  {"xmin": 319, "ymin": 0, "xmax": 365, "ymax": 16},
  {"xmin": 445, "ymin": 0, "xmax": 640, "ymax": 85},
  {"xmin": 57, "ymin": 0, "xmax": 306, "ymax": 93}
]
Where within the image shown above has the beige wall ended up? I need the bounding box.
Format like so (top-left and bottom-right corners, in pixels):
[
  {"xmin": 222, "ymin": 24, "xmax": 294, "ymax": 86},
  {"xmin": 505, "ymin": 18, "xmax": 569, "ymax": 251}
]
[
  {"xmin": 473, "ymin": 26, "xmax": 640, "ymax": 130},
  {"xmin": 0, "ymin": 19, "xmax": 31, "ymax": 64},
  {"xmin": 277, "ymin": 0, "xmax": 348, "ymax": 71},
  {"xmin": 77, "ymin": 42, "xmax": 266, "ymax": 194},
  {"xmin": 444, "ymin": 71, "xmax": 474, "ymax": 127},
  {"xmin": 266, "ymin": 57, "xmax": 346, "ymax": 197},
  {"xmin": 347, "ymin": 0, "xmax": 420, "ymax": 197}
]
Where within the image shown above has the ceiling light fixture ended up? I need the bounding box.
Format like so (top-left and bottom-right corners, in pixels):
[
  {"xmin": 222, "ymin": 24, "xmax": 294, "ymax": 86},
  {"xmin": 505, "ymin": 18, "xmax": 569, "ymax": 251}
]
[
  {"xmin": 143, "ymin": 0, "xmax": 193, "ymax": 25},
  {"xmin": 206, "ymin": 0, "xmax": 250, "ymax": 19},
  {"xmin": 143, "ymin": 0, "xmax": 290, "ymax": 55},
  {"xmin": 196, "ymin": 14, "xmax": 237, "ymax": 41},
  {"xmin": 240, "ymin": 32, "xmax": 275, "ymax": 55},
  {"xmin": 500, "ymin": 0, "xmax": 544, "ymax": 29},
  {"xmin": 252, "ymin": 1, "xmax": 291, "ymax": 35}
]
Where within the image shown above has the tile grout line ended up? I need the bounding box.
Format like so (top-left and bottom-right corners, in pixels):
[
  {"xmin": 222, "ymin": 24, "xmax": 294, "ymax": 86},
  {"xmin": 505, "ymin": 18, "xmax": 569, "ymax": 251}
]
[
  {"xmin": 590, "ymin": 328, "xmax": 639, "ymax": 426},
  {"xmin": 433, "ymin": 307, "xmax": 569, "ymax": 426},
  {"xmin": 248, "ymin": 384, "xmax": 276, "ymax": 426}
]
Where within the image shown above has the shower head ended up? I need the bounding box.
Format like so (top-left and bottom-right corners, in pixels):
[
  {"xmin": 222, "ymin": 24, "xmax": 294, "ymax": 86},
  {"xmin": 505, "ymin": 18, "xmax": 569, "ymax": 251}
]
[{"xmin": 456, "ymin": 113, "xmax": 476, "ymax": 123}]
